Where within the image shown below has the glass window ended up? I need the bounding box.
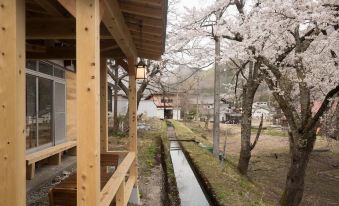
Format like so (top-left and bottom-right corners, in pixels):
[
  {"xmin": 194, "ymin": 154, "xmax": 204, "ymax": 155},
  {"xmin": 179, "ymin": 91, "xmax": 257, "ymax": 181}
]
[
  {"xmin": 38, "ymin": 77, "xmax": 53, "ymax": 146},
  {"xmin": 26, "ymin": 60, "xmax": 37, "ymax": 71},
  {"xmin": 54, "ymin": 82, "xmax": 66, "ymax": 144},
  {"xmin": 26, "ymin": 75, "xmax": 37, "ymax": 149},
  {"xmin": 54, "ymin": 67, "xmax": 65, "ymax": 79},
  {"xmin": 38, "ymin": 61, "xmax": 53, "ymax": 76}
]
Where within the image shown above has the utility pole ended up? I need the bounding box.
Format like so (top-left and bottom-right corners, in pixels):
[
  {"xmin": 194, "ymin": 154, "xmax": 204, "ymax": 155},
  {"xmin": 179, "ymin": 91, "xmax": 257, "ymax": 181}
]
[
  {"xmin": 213, "ymin": 35, "xmax": 221, "ymax": 157},
  {"xmin": 162, "ymin": 86, "xmax": 166, "ymax": 119},
  {"xmin": 176, "ymin": 88, "xmax": 179, "ymax": 120},
  {"xmin": 195, "ymin": 75, "xmax": 200, "ymax": 121}
]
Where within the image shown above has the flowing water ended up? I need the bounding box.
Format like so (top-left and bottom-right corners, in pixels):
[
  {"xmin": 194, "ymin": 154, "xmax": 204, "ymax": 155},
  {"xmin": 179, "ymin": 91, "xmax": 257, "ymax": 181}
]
[{"xmin": 168, "ymin": 126, "xmax": 211, "ymax": 206}]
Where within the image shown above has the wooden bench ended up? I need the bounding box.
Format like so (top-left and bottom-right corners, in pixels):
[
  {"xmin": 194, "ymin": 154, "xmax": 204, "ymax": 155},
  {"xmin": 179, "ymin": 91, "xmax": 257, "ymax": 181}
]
[
  {"xmin": 48, "ymin": 154, "xmax": 119, "ymax": 206},
  {"xmin": 26, "ymin": 141, "xmax": 77, "ymax": 180}
]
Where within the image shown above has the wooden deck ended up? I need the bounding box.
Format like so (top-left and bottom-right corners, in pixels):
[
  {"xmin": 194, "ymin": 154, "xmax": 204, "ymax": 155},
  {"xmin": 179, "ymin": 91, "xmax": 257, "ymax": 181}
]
[{"xmin": 26, "ymin": 141, "xmax": 77, "ymax": 180}]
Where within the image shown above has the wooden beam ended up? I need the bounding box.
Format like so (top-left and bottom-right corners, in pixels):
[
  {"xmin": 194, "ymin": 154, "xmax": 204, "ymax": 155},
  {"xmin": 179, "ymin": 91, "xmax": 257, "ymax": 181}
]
[
  {"xmin": 0, "ymin": 0, "xmax": 26, "ymax": 205},
  {"xmin": 136, "ymin": 46, "xmax": 161, "ymax": 54},
  {"xmin": 119, "ymin": 0, "xmax": 162, "ymax": 8},
  {"xmin": 27, "ymin": 47, "xmax": 125, "ymax": 59},
  {"xmin": 58, "ymin": 0, "xmax": 138, "ymax": 58},
  {"xmin": 27, "ymin": 18, "xmax": 75, "ymax": 39},
  {"xmin": 76, "ymin": 0, "xmax": 101, "ymax": 205},
  {"xmin": 102, "ymin": 0, "xmax": 138, "ymax": 58},
  {"xmin": 135, "ymin": 43, "xmax": 162, "ymax": 51},
  {"xmin": 126, "ymin": 22, "xmax": 162, "ymax": 36},
  {"xmin": 138, "ymin": 51, "xmax": 161, "ymax": 60},
  {"xmin": 26, "ymin": 43, "xmax": 46, "ymax": 52},
  {"xmin": 26, "ymin": 18, "xmax": 113, "ymax": 40},
  {"xmin": 116, "ymin": 180, "xmax": 126, "ymax": 206},
  {"xmin": 57, "ymin": 0, "xmax": 75, "ymax": 16},
  {"xmin": 124, "ymin": 13, "xmax": 163, "ymax": 29},
  {"xmin": 119, "ymin": 1, "xmax": 163, "ymax": 19},
  {"xmin": 124, "ymin": 175, "xmax": 137, "ymax": 201},
  {"xmin": 130, "ymin": 30, "xmax": 162, "ymax": 43},
  {"xmin": 101, "ymin": 150, "xmax": 129, "ymax": 155},
  {"xmin": 128, "ymin": 57, "xmax": 138, "ymax": 179},
  {"xmin": 100, "ymin": 58, "xmax": 108, "ymax": 153},
  {"xmin": 101, "ymin": 44, "xmax": 119, "ymax": 52},
  {"xmin": 34, "ymin": 0, "xmax": 63, "ymax": 16}
]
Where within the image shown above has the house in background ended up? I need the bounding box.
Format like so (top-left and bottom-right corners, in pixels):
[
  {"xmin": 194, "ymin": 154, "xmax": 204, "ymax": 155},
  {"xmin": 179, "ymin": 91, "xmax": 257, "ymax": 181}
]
[
  {"xmin": 110, "ymin": 94, "xmax": 157, "ymax": 118},
  {"xmin": 188, "ymin": 95, "xmax": 235, "ymax": 122},
  {"xmin": 252, "ymin": 101, "xmax": 274, "ymax": 119},
  {"xmin": 110, "ymin": 93, "xmax": 181, "ymax": 120},
  {"xmin": 252, "ymin": 108, "xmax": 271, "ymax": 118},
  {"xmin": 145, "ymin": 93, "xmax": 181, "ymax": 120}
]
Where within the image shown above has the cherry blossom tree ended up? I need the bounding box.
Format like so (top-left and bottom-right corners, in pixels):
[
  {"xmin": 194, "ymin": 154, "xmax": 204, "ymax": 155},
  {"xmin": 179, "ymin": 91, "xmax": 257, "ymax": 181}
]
[
  {"xmin": 172, "ymin": 0, "xmax": 267, "ymax": 173},
  {"xmin": 237, "ymin": 1, "xmax": 339, "ymax": 205},
  {"xmin": 168, "ymin": 0, "xmax": 339, "ymax": 205}
]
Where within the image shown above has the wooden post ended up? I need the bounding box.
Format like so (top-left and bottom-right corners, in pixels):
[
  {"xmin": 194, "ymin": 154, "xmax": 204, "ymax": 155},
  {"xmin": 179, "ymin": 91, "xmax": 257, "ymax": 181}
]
[
  {"xmin": 76, "ymin": 0, "xmax": 101, "ymax": 205},
  {"xmin": 48, "ymin": 153, "xmax": 62, "ymax": 165},
  {"xmin": 115, "ymin": 180, "xmax": 126, "ymax": 206},
  {"xmin": 100, "ymin": 58, "xmax": 108, "ymax": 153},
  {"xmin": 26, "ymin": 163, "xmax": 35, "ymax": 180},
  {"xmin": 0, "ymin": 0, "xmax": 26, "ymax": 205},
  {"xmin": 128, "ymin": 57, "xmax": 138, "ymax": 178}
]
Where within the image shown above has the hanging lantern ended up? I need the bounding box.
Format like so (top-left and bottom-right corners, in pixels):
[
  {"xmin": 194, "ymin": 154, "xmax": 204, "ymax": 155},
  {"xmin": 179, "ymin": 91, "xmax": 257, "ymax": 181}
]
[{"xmin": 136, "ymin": 59, "xmax": 147, "ymax": 80}]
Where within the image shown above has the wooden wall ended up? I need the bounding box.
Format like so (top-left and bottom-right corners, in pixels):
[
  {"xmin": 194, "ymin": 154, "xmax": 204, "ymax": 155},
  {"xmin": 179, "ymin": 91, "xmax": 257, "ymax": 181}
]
[{"xmin": 66, "ymin": 71, "xmax": 77, "ymax": 141}]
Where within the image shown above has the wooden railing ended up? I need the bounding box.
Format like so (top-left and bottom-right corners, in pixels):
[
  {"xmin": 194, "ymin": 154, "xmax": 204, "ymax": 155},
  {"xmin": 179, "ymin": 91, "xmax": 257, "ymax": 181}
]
[{"xmin": 99, "ymin": 152, "xmax": 136, "ymax": 206}]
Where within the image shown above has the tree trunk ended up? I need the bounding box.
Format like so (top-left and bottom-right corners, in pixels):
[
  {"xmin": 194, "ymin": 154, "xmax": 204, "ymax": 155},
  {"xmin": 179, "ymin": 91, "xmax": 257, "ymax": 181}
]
[
  {"xmin": 237, "ymin": 61, "xmax": 260, "ymax": 175},
  {"xmin": 280, "ymin": 130, "xmax": 316, "ymax": 206},
  {"xmin": 237, "ymin": 88, "xmax": 255, "ymax": 175},
  {"xmin": 123, "ymin": 94, "xmax": 142, "ymax": 131},
  {"xmin": 113, "ymin": 66, "xmax": 119, "ymax": 131}
]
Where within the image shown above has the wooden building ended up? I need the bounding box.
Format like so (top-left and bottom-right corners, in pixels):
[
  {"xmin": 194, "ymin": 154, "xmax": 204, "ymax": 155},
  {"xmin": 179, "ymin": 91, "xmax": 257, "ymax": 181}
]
[{"xmin": 0, "ymin": 0, "xmax": 168, "ymax": 205}]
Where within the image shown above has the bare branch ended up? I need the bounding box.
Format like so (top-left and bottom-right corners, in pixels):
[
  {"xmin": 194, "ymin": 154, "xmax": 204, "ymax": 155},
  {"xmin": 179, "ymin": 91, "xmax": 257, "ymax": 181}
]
[
  {"xmin": 250, "ymin": 114, "xmax": 263, "ymax": 151},
  {"xmin": 303, "ymin": 84, "xmax": 339, "ymax": 134}
]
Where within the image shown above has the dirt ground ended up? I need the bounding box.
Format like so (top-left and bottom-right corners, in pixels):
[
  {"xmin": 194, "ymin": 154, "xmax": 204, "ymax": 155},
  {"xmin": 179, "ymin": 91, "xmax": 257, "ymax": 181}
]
[
  {"xmin": 185, "ymin": 121, "xmax": 339, "ymax": 206},
  {"xmin": 128, "ymin": 119, "xmax": 164, "ymax": 206},
  {"xmin": 137, "ymin": 163, "xmax": 164, "ymax": 206}
]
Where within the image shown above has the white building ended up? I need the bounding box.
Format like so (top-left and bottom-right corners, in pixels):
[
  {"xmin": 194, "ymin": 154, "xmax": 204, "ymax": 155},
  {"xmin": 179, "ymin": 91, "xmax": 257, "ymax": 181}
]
[
  {"xmin": 110, "ymin": 94, "xmax": 181, "ymax": 120},
  {"xmin": 252, "ymin": 108, "xmax": 271, "ymax": 118}
]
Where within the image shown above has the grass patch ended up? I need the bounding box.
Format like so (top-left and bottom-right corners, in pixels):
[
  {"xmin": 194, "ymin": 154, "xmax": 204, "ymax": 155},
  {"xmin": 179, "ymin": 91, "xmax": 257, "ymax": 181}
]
[
  {"xmin": 172, "ymin": 120, "xmax": 273, "ymax": 206},
  {"xmin": 251, "ymin": 127, "xmax": 288, "ymax": 137},
  {"xmin": 109, "ymin": 129, "xmax": 128, "ymax": 138},
  {"xmin": 138, "ymin": 119, "xmax": 162, "ymax": 177}
]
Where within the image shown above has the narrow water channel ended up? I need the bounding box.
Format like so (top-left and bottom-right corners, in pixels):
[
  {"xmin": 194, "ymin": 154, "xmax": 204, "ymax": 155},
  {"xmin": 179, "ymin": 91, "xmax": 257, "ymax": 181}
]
[{"xmin": 168, "ymin": 126, "xmax": 211, "ymax": 206}]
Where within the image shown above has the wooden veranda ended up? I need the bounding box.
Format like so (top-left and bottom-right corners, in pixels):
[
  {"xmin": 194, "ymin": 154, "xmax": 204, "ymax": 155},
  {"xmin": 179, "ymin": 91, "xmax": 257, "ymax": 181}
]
[{"xmin": 0, "ymin": 0, "xmax": 168, "ymax": 205}]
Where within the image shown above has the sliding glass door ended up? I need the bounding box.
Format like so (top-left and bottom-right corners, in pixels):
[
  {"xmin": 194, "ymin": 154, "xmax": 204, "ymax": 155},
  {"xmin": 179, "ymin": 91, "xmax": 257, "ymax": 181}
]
[
  {"xmin": 25, "ymin": 60, "xmax": 66, "ymax": 153},
  {"xmin": 37, "ymin": 77, "xmax": 53, "ymax": 147},
  {"xmin": 26, "ymin": 75, "xmax": 37, "ymax": 150},
  {"xmin": 54, "ymin": 82, "xmax": 66, "ymax": 144}
]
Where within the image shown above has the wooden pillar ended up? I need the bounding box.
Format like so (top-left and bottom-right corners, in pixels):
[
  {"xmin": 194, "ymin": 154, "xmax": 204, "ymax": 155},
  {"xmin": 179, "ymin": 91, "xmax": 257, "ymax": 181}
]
[
  {"xmin": 76, "ymin": 0, "xmax": 101, "ymax": 205},
  {"xmin": 116, "ymin": 180, "xmax": 126, "ymax": 206},
  {"xmin": 0, "ymin": 0, "xmax": 26, "ymax": 205},
  {"xmin": 100, "ymin": 58, "xmax": 108, "ymax": 153},
  {"xmin": 128, "ymin": 57, "xmax": 138, "ymax": 178}
]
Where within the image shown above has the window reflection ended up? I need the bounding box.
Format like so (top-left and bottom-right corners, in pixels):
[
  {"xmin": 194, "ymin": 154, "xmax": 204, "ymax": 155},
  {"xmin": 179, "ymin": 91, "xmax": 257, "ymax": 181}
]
[
  {"xmin": 38, "ymin": 78, "xmax": 53, "ymax": 146},
  {"xmin": 26, "ymin": 75, "xmax": 37, "ymax": 149}
]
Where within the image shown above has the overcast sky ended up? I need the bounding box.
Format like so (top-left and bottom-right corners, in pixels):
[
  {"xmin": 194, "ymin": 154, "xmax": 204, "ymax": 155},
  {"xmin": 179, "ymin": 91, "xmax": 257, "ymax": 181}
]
[{"xmin": 177, "ymin": 0, "xmax": 214, "ymax": 11}]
